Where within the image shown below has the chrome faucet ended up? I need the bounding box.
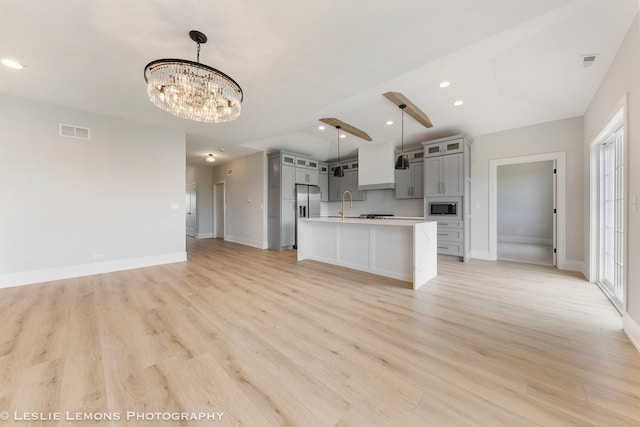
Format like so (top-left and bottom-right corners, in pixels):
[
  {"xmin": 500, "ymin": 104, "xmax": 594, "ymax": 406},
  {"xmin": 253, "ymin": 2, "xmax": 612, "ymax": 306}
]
[{"xmin": 339, "ymin": 190, "xmax": 353, "ymax": 220}]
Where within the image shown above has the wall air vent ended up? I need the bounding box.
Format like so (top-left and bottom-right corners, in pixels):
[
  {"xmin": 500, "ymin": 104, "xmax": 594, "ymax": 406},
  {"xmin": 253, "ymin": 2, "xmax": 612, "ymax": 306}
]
[
  {"xmin": 581, "ymin": 54, "xmax": 598, "ymax": 67},
  {"xmin": 227, "ymin": 169, "xmax": 233, "ymax": 176},
  {"xmin": 59, "ymin": 124, "xmax": 91, "ymax": 140}
]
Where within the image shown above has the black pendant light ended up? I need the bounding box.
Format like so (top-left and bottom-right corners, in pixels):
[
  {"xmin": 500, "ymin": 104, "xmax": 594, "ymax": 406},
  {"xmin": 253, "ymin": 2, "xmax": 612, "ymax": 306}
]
[
  {"xmin": 395, "ymin": 104, "xmax": 410, "ymax": 170},
  {"xmin": 334, "ymin": 125, "xmax": 345, "ymax": 177}
]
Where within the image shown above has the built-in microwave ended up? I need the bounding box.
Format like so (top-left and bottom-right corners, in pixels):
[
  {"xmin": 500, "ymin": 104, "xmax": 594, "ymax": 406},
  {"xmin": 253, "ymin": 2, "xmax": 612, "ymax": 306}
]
[
  {"xmin": 425, "ymin": 197, "xmax": 462, "ymax": 221},
  {"xmin": 430, "ymin": 202, "xmax": 457, "ymax": 216}
]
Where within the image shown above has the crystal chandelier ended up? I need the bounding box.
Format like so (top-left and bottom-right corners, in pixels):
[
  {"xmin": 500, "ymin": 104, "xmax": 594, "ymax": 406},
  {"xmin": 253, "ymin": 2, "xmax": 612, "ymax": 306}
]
[{"xmin": 144, "ymin": 30, "xmax": 243, "ymax": 123}]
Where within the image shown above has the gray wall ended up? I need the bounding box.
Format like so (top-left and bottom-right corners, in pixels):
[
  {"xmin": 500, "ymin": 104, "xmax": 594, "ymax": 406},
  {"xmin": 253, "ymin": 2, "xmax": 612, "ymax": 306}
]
[
  {"xmin": 212, "ymin": 152, "xmax": 268, "ymax": 249},
  {"xmin": 584, "ymin": 14, "xmax": 640, "ymax": 322},
  {"xmin": 0, "ymin": 94, "xmax": 186, "ymax": 286},
  {"xmin": 497, "ymin": 161, "xmax": 554, "ymax": 244},
  {"xmin": 471, "ymin": 116, "xmax": 584, "ymax": 265}
]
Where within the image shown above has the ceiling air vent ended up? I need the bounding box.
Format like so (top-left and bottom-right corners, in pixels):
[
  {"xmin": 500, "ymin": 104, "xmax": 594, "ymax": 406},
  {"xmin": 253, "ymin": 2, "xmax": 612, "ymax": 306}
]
[
  {"xmin": 581, "ymin": 54, "xmax": 598, "ymax": 68},
  {"xmin": 59, "ymin": 123, "xmax": 91, "ymax": 140}
]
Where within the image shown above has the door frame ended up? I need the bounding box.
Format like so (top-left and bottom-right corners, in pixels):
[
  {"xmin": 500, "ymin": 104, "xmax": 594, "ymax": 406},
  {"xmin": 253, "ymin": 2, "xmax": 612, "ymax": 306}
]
[
  {"xmin": 489, "ymin": 151, "xmax": 566, "ymax": 268},
  {"xmin": 186, "ymin": 182, "xmax": 196, "ymax": 238},
  {"xmin": 588, "ymin": 106, "xmax": 626, "ymax": 312},
  {"xmin": 214, "ymin": 181, "xmax": 225, "ymax": 239}
]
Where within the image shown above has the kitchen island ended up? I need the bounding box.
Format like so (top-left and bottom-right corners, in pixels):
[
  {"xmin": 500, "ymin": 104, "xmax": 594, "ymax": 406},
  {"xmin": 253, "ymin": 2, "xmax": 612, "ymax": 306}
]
[{"xmin": 297, "ymin": 217, "xmax": 437, "ymax": 289}]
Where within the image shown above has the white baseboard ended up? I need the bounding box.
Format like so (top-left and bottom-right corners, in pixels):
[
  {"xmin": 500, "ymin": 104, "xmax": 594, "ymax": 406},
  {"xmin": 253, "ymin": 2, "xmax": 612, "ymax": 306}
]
[
  {"xmin": 497, "ymin": 235, "xmax": 553, "ymax": 245},
  {"xmin": 0, "ymin": 252, "xmax": 187, "ymax": 289},
  {"xmin": 196, "ymin": 232, "xmax": 214, "ymax": 239},
  {"xmin": 624, "ymin": 312, "xmax": 640, "ymax": 352},
  {"xmin": 470, "ymin": 250, "xmax": 494, "ymax": 261},
  {"xmin": 225, "ymin": 235, "xmax": 268, "ymax": 250}
]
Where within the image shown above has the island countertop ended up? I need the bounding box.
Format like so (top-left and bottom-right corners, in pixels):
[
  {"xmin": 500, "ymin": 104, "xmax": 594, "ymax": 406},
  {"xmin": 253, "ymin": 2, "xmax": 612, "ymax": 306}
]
[{"xmin": 301, "ymin": 217, "xmax": 425, "ymax": 227}]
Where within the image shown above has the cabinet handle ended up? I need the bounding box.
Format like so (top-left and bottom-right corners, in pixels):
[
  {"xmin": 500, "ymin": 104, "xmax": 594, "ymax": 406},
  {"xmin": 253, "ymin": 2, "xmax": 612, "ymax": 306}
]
[
  {"xmin": 437, "ymin": 233, "xmax": 447, "ymax": 236},
  {"xmin": 437, "ymin": 246, "xmax": 448, "ymax": 250}
]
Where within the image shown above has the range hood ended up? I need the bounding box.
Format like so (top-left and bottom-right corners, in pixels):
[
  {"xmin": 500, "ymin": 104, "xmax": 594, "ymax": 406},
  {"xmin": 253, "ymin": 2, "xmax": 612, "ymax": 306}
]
[{"xmin": 357, "ymin": 141, "xmax": 395, "ymax": 190}]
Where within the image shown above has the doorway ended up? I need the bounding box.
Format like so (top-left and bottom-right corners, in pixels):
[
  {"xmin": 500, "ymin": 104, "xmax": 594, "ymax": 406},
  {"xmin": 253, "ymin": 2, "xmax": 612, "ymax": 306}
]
[
  {"xmin": 186, "ymin": 183, "xmax": 196, "ymax": 237},
  {"xmin": 490, "ymin": 152, "xmax": 566, "ymax": 268},
  {"xmin": 214, "ymin": 181, "xmax": 225, "ymax": 239},
  {"xmin": 496, "ymin": 161, "xmax": 555, "ymax": 265}
]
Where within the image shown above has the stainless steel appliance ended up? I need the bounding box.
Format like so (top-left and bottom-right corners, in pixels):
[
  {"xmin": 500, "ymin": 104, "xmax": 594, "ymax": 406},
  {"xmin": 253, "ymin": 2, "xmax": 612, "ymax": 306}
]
[
  {"xmin": 359, "ymin": 214, "xmax": 394, "ymax": 219},
  {"xmin": 295, "ymin": 184, "xmax": 321, "ymax": 248},
  {"xmin": 425, "ymin": 196, "xmax": 462, "ymax": 221}
]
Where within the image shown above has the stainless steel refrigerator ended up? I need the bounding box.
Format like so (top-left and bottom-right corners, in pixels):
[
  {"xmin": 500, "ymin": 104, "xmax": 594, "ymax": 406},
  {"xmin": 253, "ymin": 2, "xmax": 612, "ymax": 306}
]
[{"xmin": 295, "ymin": 184, "xmax": 321, "ymax": 248}]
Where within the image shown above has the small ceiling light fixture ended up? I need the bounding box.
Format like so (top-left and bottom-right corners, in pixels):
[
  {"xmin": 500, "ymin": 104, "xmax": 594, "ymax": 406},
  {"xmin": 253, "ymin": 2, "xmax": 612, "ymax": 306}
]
[
  {"xmin": 439, "ymin": 81, "xmax": 450, "ymax": 88},
  {"xmin": 454, "ymin": 100, "xmax": 464, "ymax": 106},
  {"xmin": 144, "ymin": 30, "xmax": 243, "ymax": 123},
  {"xmin": 340, "ymin": 134, "xmax": 346, "ymax": 139},
  {"xmin": 386, "ymin": 120, "xmax": 394, "ymax": 125},
  {"xmin": 334, "ymin": 126, "xmax": 345, "ymax": 177},
  {"xmin": 318, "ymin": 125, "xmax": 325, "ymax": 130},
  {"xmin": 1, "ymin": 58, "xmax": 24, "ymax": 69},
  {"xmin": 394, "ymin": 104, "xmax": 410, "ymax": 170},
  {"xmin": 206, "ymin": 153, "xmax": 216, "ymax": 163}
]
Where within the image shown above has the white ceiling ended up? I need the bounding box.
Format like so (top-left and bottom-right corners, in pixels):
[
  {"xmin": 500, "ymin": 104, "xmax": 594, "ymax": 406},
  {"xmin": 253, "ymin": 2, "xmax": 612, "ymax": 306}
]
[{"xmin": 0, "ymin": 0, "xmax": 637, "ymax": 165}]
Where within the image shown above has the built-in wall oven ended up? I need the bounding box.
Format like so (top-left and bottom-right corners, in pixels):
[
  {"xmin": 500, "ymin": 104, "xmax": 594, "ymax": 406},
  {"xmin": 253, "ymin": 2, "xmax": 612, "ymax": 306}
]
[{"xmin": 425, "ymin": 196, "xmax": 462, "ymax": 221}]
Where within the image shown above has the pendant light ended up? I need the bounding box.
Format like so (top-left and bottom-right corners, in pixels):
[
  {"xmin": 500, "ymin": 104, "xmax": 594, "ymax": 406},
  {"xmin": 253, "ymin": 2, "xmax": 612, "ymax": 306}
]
[
  {"xmin": 334, "ymin": 125, "xmax": 345, "ymax": 177},
  {"xmin": 395, "ymin": 104, "xmax": 410, "ymax": 170}
]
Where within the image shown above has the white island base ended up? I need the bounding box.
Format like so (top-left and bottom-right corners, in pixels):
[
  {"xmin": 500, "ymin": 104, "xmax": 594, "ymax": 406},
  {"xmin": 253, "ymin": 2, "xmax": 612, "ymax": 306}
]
[{"xmin": 297, "ymin": 218, "xmax": 437, "ymax": 289}]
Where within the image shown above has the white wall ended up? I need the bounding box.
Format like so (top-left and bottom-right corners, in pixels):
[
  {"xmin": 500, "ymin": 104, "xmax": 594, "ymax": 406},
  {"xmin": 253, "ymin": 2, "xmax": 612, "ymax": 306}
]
[
  {"xmin": 0, "ymin": 94, "xmax": 186, "ymax": 287},
  {"xmin": 212, "ymin": 152, "xmax": 267, "ymax": 248},
  {"xmin": 471, "ymin": 116, "xmax": 584, "ymax": 265},
  {"xmin": 497, "ymin": 161, "xmax": 554, "ymax": 244},
  {"xmin": 584, "ymin": 14, "xmax": 640, "ymax": 326}
]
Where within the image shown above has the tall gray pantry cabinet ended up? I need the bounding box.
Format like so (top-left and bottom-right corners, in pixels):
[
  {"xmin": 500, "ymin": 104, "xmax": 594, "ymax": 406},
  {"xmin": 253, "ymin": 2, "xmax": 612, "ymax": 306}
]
[{"xmin": 422, "ymin": 135, "xmax": 472, "ymax": 262}]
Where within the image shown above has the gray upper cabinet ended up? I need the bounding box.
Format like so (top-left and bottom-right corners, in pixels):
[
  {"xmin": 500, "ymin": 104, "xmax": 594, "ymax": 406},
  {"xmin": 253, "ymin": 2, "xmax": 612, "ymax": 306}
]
[
  {"xmin": 424, "ymin": 153, "xmax": 463, "ymax": 196},
  {"xmin": 423, "ymin": 138, "xmax": 464, "ymax": 197},
  {"xmin": 329, "ymin": 159, "xmax": 366, "ymax": 201},
  {"xmin": 318, "ymin": 162, "xmax": 329, "ymax": 202},
  {"xmin": 295, "ymin": 156, "xmax": 319, "ymax": 185},
  {"xmin": 395, "ymin": 149, "xmax": 424, "ymax": 199}
]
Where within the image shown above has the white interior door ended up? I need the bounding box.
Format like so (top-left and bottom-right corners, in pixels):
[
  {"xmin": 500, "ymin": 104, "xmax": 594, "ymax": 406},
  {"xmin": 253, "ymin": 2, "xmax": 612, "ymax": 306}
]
[{"xmin": 186, "ymin": 183, "xmax": 196, "ymax": 237}]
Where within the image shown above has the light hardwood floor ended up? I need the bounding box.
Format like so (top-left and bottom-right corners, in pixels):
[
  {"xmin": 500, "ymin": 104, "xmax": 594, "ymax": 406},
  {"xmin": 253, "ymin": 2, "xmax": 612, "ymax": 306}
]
[{"xmin": 1, "ymin": 237, "xmax": 639, "ymax": 426}]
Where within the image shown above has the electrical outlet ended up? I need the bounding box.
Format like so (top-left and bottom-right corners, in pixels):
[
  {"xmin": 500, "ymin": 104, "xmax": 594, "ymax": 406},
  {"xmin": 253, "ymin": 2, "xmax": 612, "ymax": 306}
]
[{"xmin": 170, "ymin": 203, "xmax": 179, "ymax": 210}]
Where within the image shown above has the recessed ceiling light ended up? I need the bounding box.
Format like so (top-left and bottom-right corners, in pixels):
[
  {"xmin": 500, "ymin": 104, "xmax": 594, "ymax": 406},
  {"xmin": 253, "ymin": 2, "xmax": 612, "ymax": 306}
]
[
  {"xmin": 1, "ymin": 58, "xmax": 24, "ymax": 69},
  {"xmin": 206, "ymin": 153, "xmax": 216, "ymax": 162},
  {"xmin": 318, "ymin": 125, "xmax": 325, "ymax": 130},
  {"xmin": 386, "ymin": 120, "xmax": 394, "ymax": 125},
  {"xmin": 340, "ymin": 134, "xmax": 346, "ymax": 139},
  {"xmin": 454, "ymin": 100, "xmax": 464, "ymax": 106},
  {"xmin": 439, "ymin": 81, "xmax": 450, "ymax": 88}
]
